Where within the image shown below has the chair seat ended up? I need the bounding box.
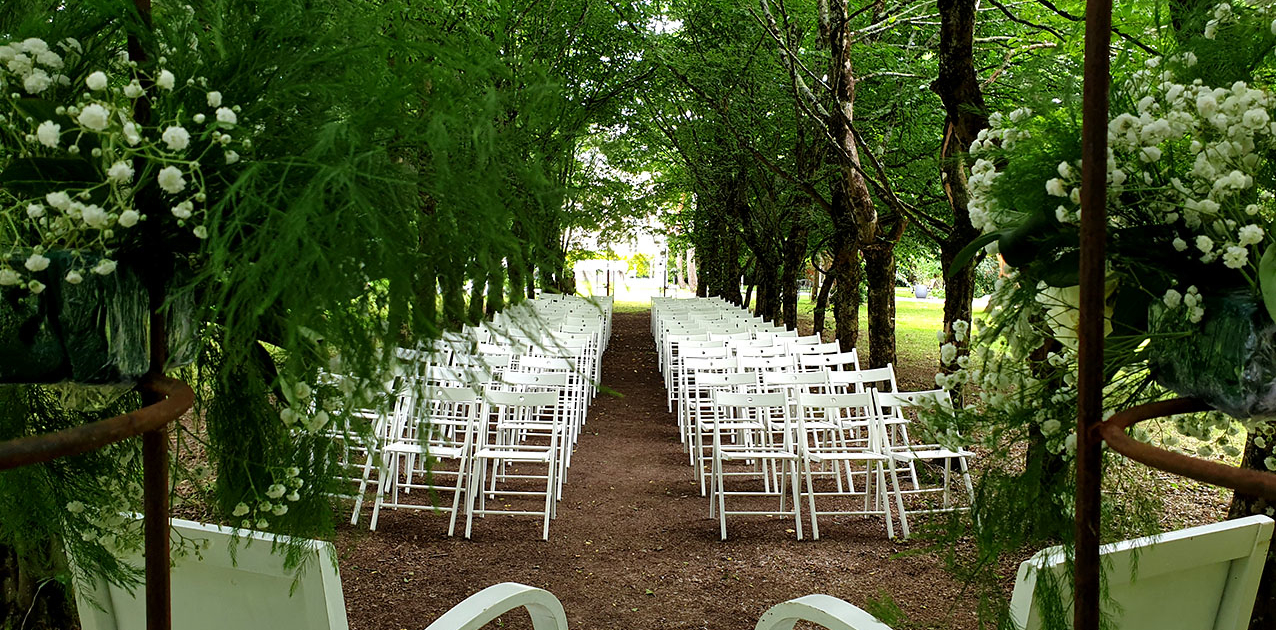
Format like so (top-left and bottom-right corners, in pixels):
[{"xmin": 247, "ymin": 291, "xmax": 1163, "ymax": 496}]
[
  {"xmin": 384, "ymin": 442, "xmax": 464, "ymax": 458},
  {"xmin": 720, "ymin": 447, "xmax": 798, "ymax": 460},
  {"xmin": 804, "ymin": 449, "xmax": 889, "ymax": 462},
  {"xmin": 891, "ymin": 447, "xmax": 973, "ymax": 460},
  {"xmin": 475, "ymin": 447, "xmax": 553, "ymax": 462}
]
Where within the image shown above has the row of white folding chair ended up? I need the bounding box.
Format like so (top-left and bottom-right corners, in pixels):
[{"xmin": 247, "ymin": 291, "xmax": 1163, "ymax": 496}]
[
  {"xmin": 706, "ymin": 389, "xmax": 914, "ymax": 540},
  {"xmin": 667, "ymin": 340, "xmax": 856, "ymax": 417},
  {"xmin": 681, "ymin": 365, "xmax": 973, "ymax": 537},
  {"xmin": 364, "ymin": 377, "xmax": 572, "ymax": 540}
]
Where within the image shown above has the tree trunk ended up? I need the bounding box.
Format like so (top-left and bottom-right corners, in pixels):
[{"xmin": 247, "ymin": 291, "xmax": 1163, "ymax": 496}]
[
  {"xmin": 932, "ymin": 0, "xmax": 989, "ymax": 387},
  {"xmin": 781, "ymin": 218, "xmax": 810, "ymax": 330},
  {"xmin": 755, "ymin": 257, "xmax": 782, "ymax": 323},
  {"xmin": 688, "ymin": 248, "xmax": 700, "ymax": 296},
  {"xmin": 863, "ymin": 245, "xmax": 897, "ymax": 368},
  {"xmin": 1230, "ymin": 433, "xmax": 1276, "ymax": 629},
  {"xmin": 814, "ymin": 260, "xmax": 834, "ymax": 338},
  {"xmin": 1, "ymin": 542, "xmax": 74, "ymax": 630},
  {"xmin": 440, "ymin": 262, "xmax": 466, "ymax": 330},
  {"xmin": 484, "ymin": 264, "xmax": 505, "ymax": 317},
  {"xmin": 466, "ymin": 267, "xmax": 485, "ymax": 324},
  {"xmin": 830, "ymin": 237, "xmax": 861, "ymax": 352}
]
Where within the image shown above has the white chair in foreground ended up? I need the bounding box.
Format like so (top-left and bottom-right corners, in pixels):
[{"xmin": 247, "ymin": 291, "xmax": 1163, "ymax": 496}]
[
  {"xmin": 753, "ymin": 515, "xmax": 1275, "ymax": 630},
  {"xmin": 424, "ymin": 582, "xmax": 568, "ymax": 630},
  {"xmin": 76, "ymin": 517, "xmax": 347, "ymax": 630}
]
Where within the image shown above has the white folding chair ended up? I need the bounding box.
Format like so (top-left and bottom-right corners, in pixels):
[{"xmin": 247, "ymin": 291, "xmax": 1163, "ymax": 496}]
[
  {"xmin": 873, "ymin": 389, "xmax": 975, "ymax": 522},
  {"xmin": 466, "ymin": 388, "xmax": 563, "ymax": 540},
  {"xmin": 795, "ymin": 392, "xmax": 907, "ymax": 540},
  {"xmin": 709, "ymin": 391, "xmax": 804, "ymax": 540}
]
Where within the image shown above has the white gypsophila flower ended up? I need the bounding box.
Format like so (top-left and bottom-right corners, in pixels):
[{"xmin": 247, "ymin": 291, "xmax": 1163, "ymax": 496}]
[
  {"xmin": 940, "ymin": 343, "xmax": 958, "ymax": 366},
  {"xmin": 215, "ymin": 107, "xmax": 237, "ymax": 125},
  {"xmin": 162, "ymin": 125, "xmax": 190, "ymax": 151},
  {"xmin": 155, "ymin": 69, "xmax": 175, "ymax": 90},
  {"xmin": 1055, "ymin": 205, "xmax": 1071, "ymax": 223},
  {"xmin": 280, "ymin": 407, "xmax": 298, "ymax": 425},
  {"xmin": 1239, "ymin": 224, "xmax": 1264, "ymax": 246},
  {"xmin": 1041, "ymin": 419, "xmax": 1061, "ymax": 435},
  {"xmin": 1140, "ymin": 146, "xmax": 1163, "ymax": 162},
  {"xmin": 36, "ymin": 50, "xmax": 61, "ymax": 69},
  {"xmin": 21, "ymin": 38, "xmax": 48, "ymax": 55},
  {"xmin": 35, "ymin": 120, "xmax": 59, "ymax": 148},
  {"xmin": 1163, "ymin": 288, "xmax": 1182, "ymax": 308},
  {"xmin": 85, "ymin": 70, "xmax": 107, "ymax": 91},
  {"xmin": 192, "ymin": 225, "xmax": 208, "ymax": 239},
  {"xmin": 65, "ymin": 270, "xmax": 82, "ymax": 284},
  {"xmin": 286, "ymin": 490, "xmax": 300, "ymax": 502},
  {"xmin": 92, "ymin": 259, "xmax": 116, "ymax": 275},
  {"xmin": 1046, "ymin": 178, "xmax": 1067, "ymax": 197},
  {"xmin": 207, "ymin": 91, "xmax": 222, "ymax": 107},
  {"xmin": 121, "ymin": 121, "xmax": 141, "ymax": 145},
  {"xmin": 232, "ymin": 502, "xmax": 249, "ymax": 516},
  {"xmin": 77, "ymin": 103, "xmax": 109, "ymax": 131},
  {"xmin": 45, "ymin": 191, "xmax": 70, "ymax": 209},
  {"xmin": 23, "ymin": 253, "xmax": 49, "ymax": 272},
  {"xmin": 224, "ymin": 150, "xmax": 240, "ymax": 165},
  {"xmin": 255, "ymin": 519, "xmax": 269, "ymax": 530},
  {"xmin": 28, "ymin": 280, "xmax": 45, "ymax": 294},
  {"xmin": 0, "ymin": 269, "xmax": 19, "ymax": 286},
  {"xmin": 265, "ymin": 484, "xmax": 286, "ymax": 499},
  {"xmin": 117, "ymin": 209, "xmax": 139, "ymax": 228},
  {"xmin": 171, "ymin": 201, "xmax": 193, "ymax": 219},
  {"xmin": 1196, "ymin": 235, "xmax": 1214, "ymax": 253},
  {"xmin": 80, "ymin": 204, "xmax": 108, "ymax": 228},
  {"xmin": 107, "ymin": 161, "xmax": 134, "ymax": 183},
  {"xmin": 193, "ymin": 113, "xmax": 205, "ymax": 124},
  {"xmin": 272, "ymin": 504, "xmax": 288, "ymax": 516},
  {"xmin": 1173, "ymin": 237, "xmax": 1188, "ymax": 251},
  {"xmin": 294, "ymin": 382, "xmax": 312, "ymax": 400},
  {"xmin": 1223, "ymin": 245, "xmax": 1249, "ymax": 269},
  {"xmin": 124, "ymin": 80, "xmax": 143, "ymax": 98},
  {"xmin": 26, "ymin": 204, "xmax": 44, "ymax": 219},
  {"xmin": 66, "ymin": 500, "xmax": 85, "ymax": 514},
  {"xmin": 157, "ymin": 166, "xmax": 186, "ymax": 194},
  {"xmin": 23, "ymin": 68, "xmax": 51, "ymax": 94}
]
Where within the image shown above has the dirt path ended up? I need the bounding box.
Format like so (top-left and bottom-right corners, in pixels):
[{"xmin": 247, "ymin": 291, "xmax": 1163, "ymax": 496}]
[{"xmin": 336, "ymin": 310, "xmax": 979, "ymax": 630}]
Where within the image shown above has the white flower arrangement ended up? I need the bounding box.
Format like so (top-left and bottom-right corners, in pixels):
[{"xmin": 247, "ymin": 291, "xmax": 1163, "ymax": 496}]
[{"xmin": 0, "ymin": 37, "xmax": 248, "ymax": 291}]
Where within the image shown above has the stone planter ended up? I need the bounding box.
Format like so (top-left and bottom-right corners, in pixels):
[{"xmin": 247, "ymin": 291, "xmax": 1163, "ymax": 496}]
[{"xmin": 913, "ymin": 284, "xmax": 930, "ymax": 299}]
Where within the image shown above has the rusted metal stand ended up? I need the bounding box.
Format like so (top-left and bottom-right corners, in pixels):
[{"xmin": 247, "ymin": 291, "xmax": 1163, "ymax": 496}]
[
  {"xmin": 1075, "ymin": 4, "xmax": 1276, "ymax": 630},
  {"xmin": 0, "ymin": 374, "xmax": 192, "ymax": 630}
]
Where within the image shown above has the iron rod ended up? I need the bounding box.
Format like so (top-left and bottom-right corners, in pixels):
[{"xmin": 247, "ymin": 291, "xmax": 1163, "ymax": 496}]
[{"xmin": 1076, "ymin": 0, "xmax": 1114, "ymax": 628}]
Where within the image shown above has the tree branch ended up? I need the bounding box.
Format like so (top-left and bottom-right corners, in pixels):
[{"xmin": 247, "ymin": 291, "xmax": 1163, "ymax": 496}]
[{"xmin": 1034, "ymin": 0, "xmax": 1160, "ymax": 55}]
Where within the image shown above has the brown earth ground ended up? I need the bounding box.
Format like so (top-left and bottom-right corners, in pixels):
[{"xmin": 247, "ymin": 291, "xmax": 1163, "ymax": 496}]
[
  {"xmin": 335, "ymin": 310, "xmax": 986, "ymax": 630},
  {"xmin": 334, "ymin": 308, "xmax": 1231, "ymax": 630}
]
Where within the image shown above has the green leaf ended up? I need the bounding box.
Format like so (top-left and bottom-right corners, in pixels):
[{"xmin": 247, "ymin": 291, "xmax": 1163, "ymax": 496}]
[
  {"xmin": 945, "ymin": 231, "xmax": 1002, "ymax": 279},
  {"xmin": 1258, "ymin": 244, "xmax": 1276, "ymax": 324},
  {"xmin": 0, "ymin": 157, "xmax": 99, "ymax": 197}
]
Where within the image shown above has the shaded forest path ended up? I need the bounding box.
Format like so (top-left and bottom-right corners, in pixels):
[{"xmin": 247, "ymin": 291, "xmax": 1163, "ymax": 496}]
[{"xmin": 336, "ymin": 310, "xmax": 978, "ymax": 630}]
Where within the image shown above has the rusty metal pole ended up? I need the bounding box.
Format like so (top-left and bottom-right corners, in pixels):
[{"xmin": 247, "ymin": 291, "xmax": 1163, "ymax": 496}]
[
  {"xmin": 1076, "ymin": 0, "xmax": 1113, "ymax": 628},
  {"xmin": 126, "ymin": 1, "xmax": 172, "ymax": 629}
]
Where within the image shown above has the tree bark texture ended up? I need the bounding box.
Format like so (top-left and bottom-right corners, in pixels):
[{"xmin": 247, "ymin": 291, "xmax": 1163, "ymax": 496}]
[
  {"xmin": 830, "ymin": 235, "xmax": 861, "ymax": 352},
  {"xmin": 814, "ymin": 255, "xmax": 834, "ymax": 338},
  {"xmin": 781, "ymin": 217, "xmax": 810, "ymax": 330},
  {"xmin": 931, "ymin": 0, "xmax": 989, "ymax": 380},
  {"xmin": 863, "ymin": 244, "xmax": 897, "ymax": 368}
]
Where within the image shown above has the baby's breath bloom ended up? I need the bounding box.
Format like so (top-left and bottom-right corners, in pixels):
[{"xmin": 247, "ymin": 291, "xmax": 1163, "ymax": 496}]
[
  {"xmin": 107, "ymin": 161, "xmax": 134, "ymax": 183},
  {"xmin": 1163, "ymin": 288, "xmax": 1182, "ymax": 308},
  {"xmin": 1222, "ymin": 245, "xmax": 1249, "ymax": 269},
  {"xmin": 192, "ymin": 225, "xmax": 208, "ymax": 239},
  {"xmin": 45, "ymin": 191, "xmax": 70, "ymax": 209},
  {"xmin": 207, "ymin": 91, "xmax": 222, "ymax": 107},
  {"xmin": 23, "ymin": 253, "xmax": 49, "ymax": 272},
  {"xmin": 0, "ymin": 270, "xmax": 20, "ymax": 286},
  {"xmin": 27, "ymin": 280, "xmax": 45, "ymax": 294},
  {"xmin": 76, "ymin": 103, "xmax": 109, "ymax": 131},
  {"xmin": 123, "ymin": 80, "xmax": 143, "ymax": 98},
  {"xmin": 162, "ymin": 125, "xmax": 190, "ymax": 151},
  {"xmin": 215, "ymin": 107, "xmax": 237, "ymax": 125},
  {"xmin": 232, "ymin": 502, "xmax": 250, "ymax": 516},
  {"xmin": 35, "ymin": 120, "xmax": 59, "ymax": 147},
  {"xmin": 64, "ymin": 270, "xmax": 82, "ymax": 284},
  {"xmin": 155, "ymin": 69, "xmax": 176, "ymax": 90},
  {"xmin": 157, "ymin": 166, "xmax": 186, "ymax": 194},
  {"xmin": 117, "ymin": 209, "xmax": 139, "ymax": 228},
  {"xmin": 26, "ymin": 204, "xmax": 44, "ymax": 219},
  {"xmin": 85, "ymin": 71, "xmax": 107, "ymax": 91},
  {"xmin": 1239, "ymin": 224, "xmax": 1264, "ymax": 246},
  {"xmin": 265, "ymin": 484, "xmax": 286, "ymax": 499},
  {"xmin": 91, "ymin": 259, "xmax": 116, "ymax": 275}
]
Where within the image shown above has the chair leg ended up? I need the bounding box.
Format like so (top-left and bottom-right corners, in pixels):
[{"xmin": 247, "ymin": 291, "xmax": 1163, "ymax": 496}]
[
  {"xmin": 803, "ymin": 457, "xmax": 819, "ymax": 541},
  {"xmin": 886, "ymin": 458, "xmax": 909, "ymax": 539},
  {"xmin": 369, "ymin": 452, "xmax": 393, "ymax": 531},
  {"xmin": 447, "ymin": 455, "xmax": 466, "ymax": 537},
  {"xmin": 789, "ymin": 459, "xmax": 803, "ymax": 541}
]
